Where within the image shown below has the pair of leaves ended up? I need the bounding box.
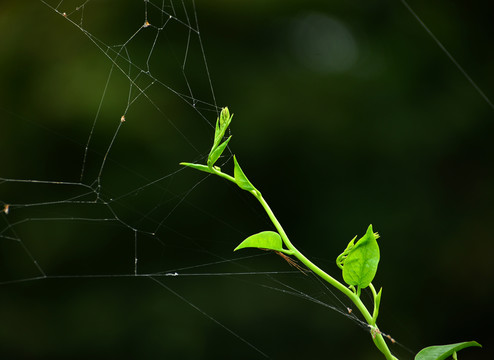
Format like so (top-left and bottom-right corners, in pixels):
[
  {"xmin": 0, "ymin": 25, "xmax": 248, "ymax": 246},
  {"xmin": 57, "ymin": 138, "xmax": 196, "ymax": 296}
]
[
  {"xmin": 180, "ymin": 106, "xmax": 256, "ymax": 193},
  {"xmin": 181, "ymin": 107, "xmax": 232, "ymax": 174},
  {"xmin": 415, "ymin": 341, "xmax": 481, "ymax": 360},
  {"xmin": 338, "ymin": 224, "xmax": 380, "ymax": 290}
]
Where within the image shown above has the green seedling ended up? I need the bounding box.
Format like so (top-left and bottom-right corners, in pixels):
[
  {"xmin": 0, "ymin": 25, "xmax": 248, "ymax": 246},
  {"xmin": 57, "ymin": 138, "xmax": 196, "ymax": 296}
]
[{"xmin": 181, "ymin": 107, "xmax": 481, "ymax": 360}]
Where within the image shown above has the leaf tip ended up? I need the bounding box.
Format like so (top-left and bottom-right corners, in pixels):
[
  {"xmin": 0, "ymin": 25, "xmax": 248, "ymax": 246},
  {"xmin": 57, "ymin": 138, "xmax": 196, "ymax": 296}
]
[{"xmin": 219, "ymin": 107, "xmax": 233, "ymax": 127}]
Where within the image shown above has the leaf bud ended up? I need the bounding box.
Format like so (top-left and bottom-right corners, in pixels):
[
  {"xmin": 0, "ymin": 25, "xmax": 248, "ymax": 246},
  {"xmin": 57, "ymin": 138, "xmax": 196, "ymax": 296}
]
[{"xmin": 219, "ymin": 107, "xmax": 230, "ymax": 127}]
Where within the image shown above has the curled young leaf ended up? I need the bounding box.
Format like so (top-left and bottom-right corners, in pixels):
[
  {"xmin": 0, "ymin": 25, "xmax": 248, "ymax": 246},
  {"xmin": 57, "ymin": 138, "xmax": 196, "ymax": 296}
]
[
  {"xmin": 234, "ymin": 231, "xmax": 284, "ymax": 252},
  {"xmin": 373, "ymin": 287, "xmax": 382, "ymax": 324},
  {"xmin": 342, "ymin": 224, "xmax": 380, "ymax": 290},
  {"xmin": 219, "ymin": 106, "xmax": 231, "ymax": 128},
  {"xmin": 207, "ymin": 136, "xmax": 231, "ymax": 168},
  {"xmin": 212, "ymin": 107, "xmax": 233, "ymax": 152},
  {"xmin": 336, "ymin": 235, "xmax": 357, "ymax": 270},
  {"xmin": 234, "ymin": 155, "xmax": 256, "ymax": 191},
  {"xmin": 415, "ymin": 341, "xmax": 481, "ymax": 360}
]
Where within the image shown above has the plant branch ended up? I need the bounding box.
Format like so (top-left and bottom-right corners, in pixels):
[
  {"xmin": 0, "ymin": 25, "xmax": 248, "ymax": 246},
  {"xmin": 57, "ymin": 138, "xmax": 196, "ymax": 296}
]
[
  {"xmin": 180, "ymin": 107, "xmax": 400, "ymax": 359},
  {"xmin": 252, "ymin": 189, "xmax": 397, "ymax": 360}
]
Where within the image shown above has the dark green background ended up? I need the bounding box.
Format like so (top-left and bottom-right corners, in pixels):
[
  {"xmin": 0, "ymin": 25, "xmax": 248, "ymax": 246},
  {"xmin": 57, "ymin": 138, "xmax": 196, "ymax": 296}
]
[{"xmin": 0, "ymin": 1, "xmax": 492, "ymax": 359}]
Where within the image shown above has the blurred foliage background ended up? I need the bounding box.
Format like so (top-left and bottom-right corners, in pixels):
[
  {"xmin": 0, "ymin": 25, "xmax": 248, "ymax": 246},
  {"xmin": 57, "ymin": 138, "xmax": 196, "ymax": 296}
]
[{"xmin": 0, "ymin": 1, "xmax": 492, "ymax": 359}]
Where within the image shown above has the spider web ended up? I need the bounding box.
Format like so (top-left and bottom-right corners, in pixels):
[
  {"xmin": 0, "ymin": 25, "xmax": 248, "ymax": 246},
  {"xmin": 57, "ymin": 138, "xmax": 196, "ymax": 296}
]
[
  {"xmin": 1, "ymin": 2, "xmax": 366, "ymax": 358},
  {"xmin": 1, "ymin": 1, "xmax": 492, "ymax": 359}
]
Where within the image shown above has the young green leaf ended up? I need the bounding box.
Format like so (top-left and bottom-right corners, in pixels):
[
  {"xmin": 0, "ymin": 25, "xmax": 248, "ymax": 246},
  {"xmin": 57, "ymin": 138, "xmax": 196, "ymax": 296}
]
[
  {"xmin": 234, "ymin": 155, "xmax": 256, "ymax": 191},
  {"xmin": 415, "ymin": 341, "xmax": 481, "ymax": 360},
  {"xmin": 336, "ymin": 235, "xmax": 357, "ymax": 270},
  {"xmin": 219, "ymin": 106, "xmax": 231, "ymax": 128},
  {"xmin": 342, "ymin": 224, "xmax": 380, "ymax": 289},
  {"xmin": 180, "ymin": 162, "xmax": 215, "ymax": 175},
  {"xmin": 212, "ymin": 107, "xmax": 233, "ymax": 152},
  {"xmin": 234, "ymin": 231, "xmax": 284, "ymax": 252},
  {"xmin": 207, "ymin": 136, "xmax": 231, "ymax": 167},
  {"xmin": 373, "ymin": 287, "xmax": 383, "ymax": 323}
]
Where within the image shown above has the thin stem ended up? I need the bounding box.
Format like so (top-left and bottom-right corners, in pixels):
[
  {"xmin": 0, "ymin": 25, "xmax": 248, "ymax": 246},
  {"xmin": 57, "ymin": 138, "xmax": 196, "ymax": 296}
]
[
  {"xmin": 252, "ymin": 190, "xmax": 398, "ymax": 360},
  {"xmin": 204, "ymin": 166, "xmax": 398, "ymax": 359},
  {"xmin": 211, "ymin": 167, "xmax": 236, "ymax": 183}
]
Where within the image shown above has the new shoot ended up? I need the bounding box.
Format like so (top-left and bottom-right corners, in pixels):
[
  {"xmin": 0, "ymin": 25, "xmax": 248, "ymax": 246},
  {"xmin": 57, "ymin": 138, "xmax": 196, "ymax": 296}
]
[{"xmin": 181, "ymin": 107, "xmax": 481, "ymax": 360}]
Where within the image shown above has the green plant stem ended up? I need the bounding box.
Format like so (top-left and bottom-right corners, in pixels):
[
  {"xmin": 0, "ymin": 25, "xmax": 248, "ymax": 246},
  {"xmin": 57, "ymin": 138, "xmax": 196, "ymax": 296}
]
[
  {"xmin": 218, "ymin": 173, "xmax": 395, "ymax": 359},
  {"xmin": 254, "ymin": 191, "xmax": 398, "ymax": 360},
  {"xmin": 211, "ymin": 167, "xmax": 236, "ymax": 183},
  {"xmin": 185, "ymin": 107, "xmax": 481, "ymax": 360},
  {"xmin": 210, "ymin": 166, "xmax": 397, "ymax": 359}
]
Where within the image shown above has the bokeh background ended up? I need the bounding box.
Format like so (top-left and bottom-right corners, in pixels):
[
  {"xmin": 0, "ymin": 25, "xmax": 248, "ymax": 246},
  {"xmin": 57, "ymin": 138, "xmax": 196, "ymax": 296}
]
[{"xmin": 0, "ymin": 1, "xmax": 492, "ymax": 359}]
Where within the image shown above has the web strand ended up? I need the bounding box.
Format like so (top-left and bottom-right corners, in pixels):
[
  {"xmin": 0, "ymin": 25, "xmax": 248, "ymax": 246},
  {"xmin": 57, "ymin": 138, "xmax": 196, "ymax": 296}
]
[{"xmin": 400, "ymin": 0, "xmax": 494, "ymax": 111}]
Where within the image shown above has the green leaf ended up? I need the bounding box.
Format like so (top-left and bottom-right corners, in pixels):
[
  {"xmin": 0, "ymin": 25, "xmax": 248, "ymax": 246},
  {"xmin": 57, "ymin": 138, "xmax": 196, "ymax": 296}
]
[
  {"xmin": 180, "ymin": 162, "xmax": 214, "ymax": 175},
  {"xmin": 212, "ymin": 107, "xmax": 233, "ymax": 151},
  {"xmin": 375, "ymin": 287, "xmax": 382, "ymax": 312},
  {"xmin": 234, "ymin": 231, "xmax": 284, "ymax": 252},
  {"xmin": 208, "ymin": 136, "xmax": 231, "ymax": 167},
  {"xmin": 234, "ymin": 155, "xmax": 256, "ymax": 191},
  {"xmin": 219, "ymin": 106, "xmax": 231, "ymax": 128},
  {"xmin": 415, "ymin": 341, "xmax": 481, "ymax": 360},
  {"xmin": 336, "ymin": 235, "xmax": 357, "ymax": 270},
  {"xmin": 373, "ymin": 287, "xmax": 382, "ymax": 323},
  {"xmin": 342, "ymin": 224, "xmax": 380, "ymax": 289}
]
